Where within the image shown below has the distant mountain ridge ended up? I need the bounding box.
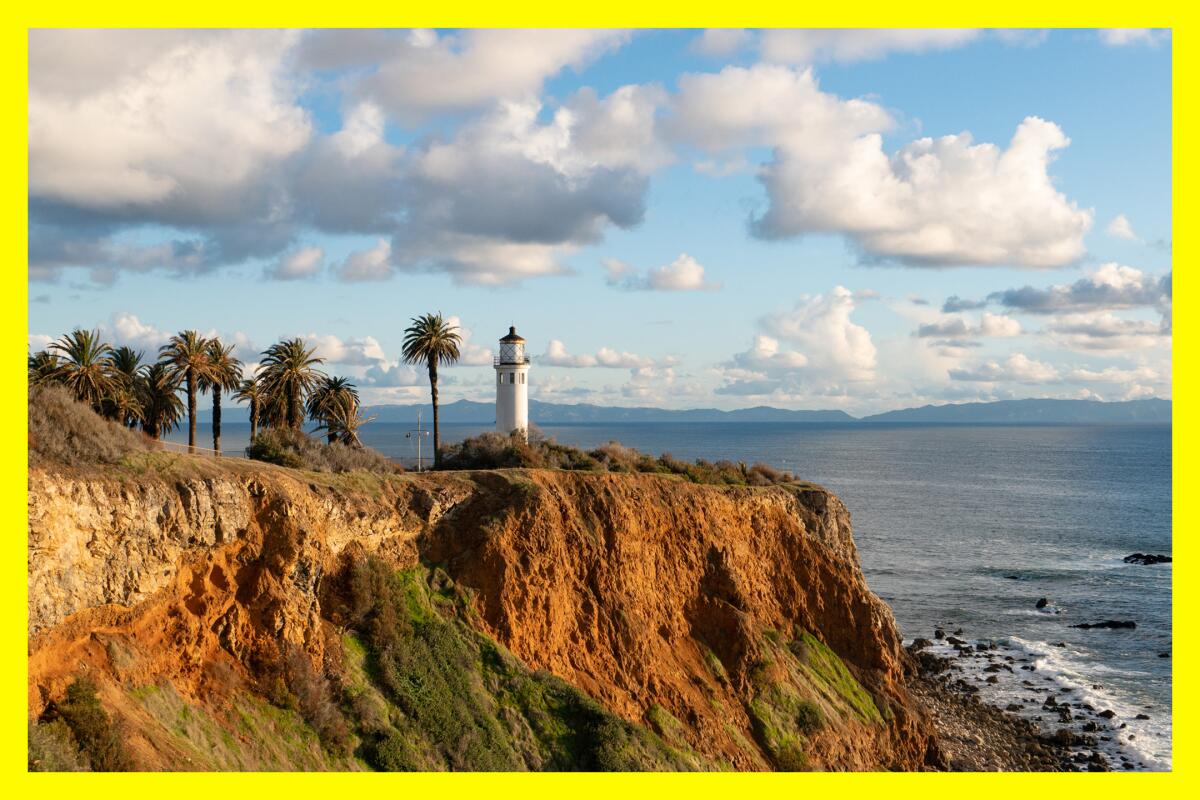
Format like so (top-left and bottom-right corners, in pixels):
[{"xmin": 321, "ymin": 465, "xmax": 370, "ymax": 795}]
[
  {"xmin": 859, "ymin": 398, "xmax": 1171, "ymax": 424},
  {"xmin": 199, "ymin": 397, "xmax": 1170, "ymax": 425}
]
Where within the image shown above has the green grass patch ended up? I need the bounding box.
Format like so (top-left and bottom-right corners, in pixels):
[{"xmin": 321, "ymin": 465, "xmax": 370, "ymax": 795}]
[
  {"xmin": 339, "ymin": 556, "xmax": 711, "ymax": 771},
  {"xmin": 788, "ymin": 632, "xmax": 882, "ymax": 723}
]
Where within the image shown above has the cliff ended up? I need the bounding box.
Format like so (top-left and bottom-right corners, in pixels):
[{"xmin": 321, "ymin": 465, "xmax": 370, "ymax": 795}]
[{"xmin": 28, "ymin": 455, "xmax": 941, "ymax": 771}]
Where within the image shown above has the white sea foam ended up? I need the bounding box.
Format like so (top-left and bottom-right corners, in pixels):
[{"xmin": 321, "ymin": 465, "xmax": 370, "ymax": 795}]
[{"xmin": 911, "ymin": 635, "xmax": 1171, "ymax": 771}]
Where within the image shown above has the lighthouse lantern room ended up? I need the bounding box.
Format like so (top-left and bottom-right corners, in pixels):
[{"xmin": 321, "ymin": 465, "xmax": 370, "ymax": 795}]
[{"xmin": 494, "ymin": 326, "xmax": 530, "ymax": 439}]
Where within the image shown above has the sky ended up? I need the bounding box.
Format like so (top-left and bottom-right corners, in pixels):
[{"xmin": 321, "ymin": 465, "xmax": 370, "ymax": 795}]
[{"xmin": 26, "ymin": 28, "xmax": 1173, "ymax": 414}]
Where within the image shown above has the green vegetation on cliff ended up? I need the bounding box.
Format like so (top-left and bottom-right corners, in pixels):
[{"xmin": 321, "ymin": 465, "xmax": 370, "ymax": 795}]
[
  {"xmin": 331, "ymin": 558, "xmax": 705, "ymax": 771},
  {"xmin": 30, "ymin": 559, "xmax": 706, "ymax": 772}
]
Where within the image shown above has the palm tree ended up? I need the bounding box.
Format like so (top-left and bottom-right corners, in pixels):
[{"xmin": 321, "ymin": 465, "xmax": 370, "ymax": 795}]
[
  {"xmin": 159, "ymin": 331, "xmax": 211, "ymax": 453},
  {"xmin": 106, "ymin": 346, "xmax": 144, "ymax": 427},
  {"xmin": 199, "ymin": 339, "xmax": 243, "ymax": 455},
  {"xmin": 109, "ymin": 382, "xmax": 145, "ymax": 430},
  {"xmin": 259, "ymin": 338, "xmax": 325, "ymax": 430},
  {"xmin": 138, "ymin": 363, "xmax": 185, "ymax": 440},
  {"xmin": 306, "ymin": 376, "xmax": 360, "ymax": 444},
  {"xmin": 402, "ymin": 313, "xmax": 461, "ymax": 468},
  {"xmin": 315, "ymin": 393, "xmax": 375, "ymax": 447},
  {"xmin": 49, "ymin": 328, "xmax": 116, "ymax": 411},
  {"xmin": 28, "ymin": 350, "xmax": 61, "ymax": 387},
  {"xmin": 233, "ymin": 376, "xmax": 265, "ymax": 441}
]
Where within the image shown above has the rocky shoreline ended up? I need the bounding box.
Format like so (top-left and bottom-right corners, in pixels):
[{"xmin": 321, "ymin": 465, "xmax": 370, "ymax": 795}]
[
  {"xmin": 909, "ymin": 669, "xmax": 1072, "ymax": 771},
  {"xmin": 907, "ymin": 631, "xmax": 1159, "ymax": 771}
]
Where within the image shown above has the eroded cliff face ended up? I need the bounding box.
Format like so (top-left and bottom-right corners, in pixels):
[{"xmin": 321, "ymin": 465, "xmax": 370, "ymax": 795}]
[{"xmin": 28, "ymin": 462, "xmax": 940, "ymax": 771}]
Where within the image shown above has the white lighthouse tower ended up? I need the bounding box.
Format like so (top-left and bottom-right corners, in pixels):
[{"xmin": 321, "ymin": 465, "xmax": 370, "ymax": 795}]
[{"xmin": 494, "ymin": 326, "xmax": 530, "ymax": 439}]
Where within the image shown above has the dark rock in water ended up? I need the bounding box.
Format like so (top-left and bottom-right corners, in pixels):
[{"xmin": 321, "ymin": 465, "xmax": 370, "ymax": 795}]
[
  {"xmin": 1136, "ymin": 713, "xmax": 1151, "ymax": 720},
  {"xmin": 1098, "ymin": 709, "xmax": 1116, "ymax": 719},
  {"xmin": 1082, "ymin": 721, "xmax": 1099, "ymax": 732},
  {"xmin": 934, "ymin": 628, "xmax": 946, "ymax": 640},
  {"xmin": 1043, "ymin": 695, "xmax": 1058, "ymax": 708},
  {"xmin": 1070, "ymin": 620, "xmax": 1136, "ymax": 630},
  {"xmin": 1006, "ymin": 703, "xmax": 1023, "ymax": 712},
  {"xmin": 1159, "ymin": 651, "xmax": 1171, "ymax": 658},
  {"xmin": 975, "ymin": 643, "xmax": 990, "ymax": 652},
  {"xmin": 986, "ymin": 675, "xmax": 999, "ymax": 684},
  {"xmin": 1052, "ymin": 642, "xmax": 1067, "ymax": 647},
  {"xmin": 1123, "ymin": 553, "xmax": 1172, "ymax": 565},
  {"xmin": 908, "ymin": 638, "xmax": 934, "ymax": 652},
  {"xmin": 1057, "ymin": 707, "xmax": 1073, "ymax": 722},
  {"xmin": 953, "ymin": 628, "xmax": 964, "ymax": 635},
  {"xmin": 1053, "ymin": 729, "xmax": 1076, "ymax": 746},
  {"xmin": 946, "ymin": 635, "xmax": 967, "ymax": 646},
  {"xmin": 1036, "ymin": 597, "xmax": 1049, "ymax": 609},
  {"xmin": 914, "ymin": 651, "xmax": 951, "ymax": 675},
  {"xmin": 1004, "ymin": 575, "xmax": 1020, "ymax": 580}
]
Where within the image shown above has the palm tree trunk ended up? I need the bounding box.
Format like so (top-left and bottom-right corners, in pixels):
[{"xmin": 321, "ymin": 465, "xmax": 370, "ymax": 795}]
[
  {"xmin": 289, "ymin": 387, "xmax": 300, "ymax": 430},
  {"xmin": 430, "ymin": 358, "xmax": 441, "ymax": 468},
  {"xmin": 249, "ymin": 400, "xmax": 258, "ymax": 441},
  {"xmin": 213, "ymin": 387, "xmax": 222, "ymax": 456},
  {"xmin": 187, "ymin": 369, "xmax": 197, "ymax": 454}
]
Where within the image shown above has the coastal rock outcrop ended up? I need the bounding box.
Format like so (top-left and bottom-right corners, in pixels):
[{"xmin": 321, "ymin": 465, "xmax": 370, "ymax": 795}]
[
  {"xmin": 1123, "ymin": 553, "xmax": 1172, "ymax": 565},
  {"xmin": 28, "ymin": 461, "xmax": 940, "ymax": 771}
]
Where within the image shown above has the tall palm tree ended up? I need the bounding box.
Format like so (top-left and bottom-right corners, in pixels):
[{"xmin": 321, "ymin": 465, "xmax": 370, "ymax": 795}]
[
  {"xmin": 159, "ymin": 331, "xmax": 211, "ymax": 453},
  {"xmin": 306, "ymin": 376, "xmax": 360, "ymax": 444},
  {"xmin": 49, "ymin": 328, "xmax": 115, "ymax": 411},
  {"xmin": 259, "ymin": 338, "xmax": 325, "ymax": 430},
  {"xmin": 315, "ymin": 392, "xmax": 375, "ymax": 448},
  {"xmin": 138, "ymin": 363, "xmax": 185, "ymax": 440},
  {"xmin": 233, "ymin": 376, "xmax": 265, "ymax": 441},
  {"xmin": 199, "ymin": 339, "xmax": 243, "ymax": 455},
  {"xmin": 28, "ymin": 350, "xmax": 61, "ymax": 387},
  {"xmin": 401, "ymin": 313, "xmax": 461, "ymax": 468},
  {"xmin": 106, "ymin": 346, "xmax": 144, "ymax": 427}
]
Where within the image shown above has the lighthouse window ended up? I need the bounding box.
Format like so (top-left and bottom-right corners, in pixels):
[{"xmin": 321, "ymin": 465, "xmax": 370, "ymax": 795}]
[{"xmin": 509, "ymin": 373, "xmax": 516, "ymax": 384}]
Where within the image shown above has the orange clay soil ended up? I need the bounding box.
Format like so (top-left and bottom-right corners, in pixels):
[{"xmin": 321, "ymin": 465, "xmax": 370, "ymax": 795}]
[{"xmin": 28, "ymin": 460, "xmax": 942, "ymax": 770}]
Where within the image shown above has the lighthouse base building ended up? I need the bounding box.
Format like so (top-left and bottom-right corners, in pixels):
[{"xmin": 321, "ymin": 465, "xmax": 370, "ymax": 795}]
[{"xmin": 494, "ymin": 326, "xmax": 530, "ymax": 439}]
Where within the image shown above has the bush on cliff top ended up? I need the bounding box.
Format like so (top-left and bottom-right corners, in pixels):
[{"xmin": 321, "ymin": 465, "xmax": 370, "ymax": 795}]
[
  {"xmin": 29, "ymin": 384, "xmax": 151, "ymax": 467},
  {"xmin": 440, "ymin": 429, "xmax": 800, "ymax": 488},
  {"xmin": 246, "ymin": 428, "xmax": 401, "ymax": 474}
]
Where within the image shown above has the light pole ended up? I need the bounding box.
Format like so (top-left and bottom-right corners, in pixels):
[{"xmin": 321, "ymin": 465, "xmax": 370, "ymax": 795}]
[{"xmin": 406, "ymin": 410, "xmax": 431, "ymax": 472}]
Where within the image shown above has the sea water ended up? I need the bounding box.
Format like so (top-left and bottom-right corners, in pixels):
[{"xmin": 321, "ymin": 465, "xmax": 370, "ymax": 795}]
[{"xmin": 174, "ymin": 421, "xmax": 1172, "ymax": 769}]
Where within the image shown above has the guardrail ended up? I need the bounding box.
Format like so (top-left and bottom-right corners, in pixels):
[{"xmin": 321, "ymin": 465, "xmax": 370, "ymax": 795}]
[
  {"xmin": 493, "ymin": 356, "xmax": 531, "ymax": 365},
  {"xmin": 153, "ymin": 438, "xmax": 248, "ymax": 459}
]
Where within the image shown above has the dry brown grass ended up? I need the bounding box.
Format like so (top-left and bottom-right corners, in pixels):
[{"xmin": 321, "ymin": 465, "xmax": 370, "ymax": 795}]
[{"xmin": 29, "ymin": 384, "xmax": 152, "ymax": 467}]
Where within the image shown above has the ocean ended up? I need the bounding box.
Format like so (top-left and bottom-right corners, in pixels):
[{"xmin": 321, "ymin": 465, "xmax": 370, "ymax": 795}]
[{"xmin": 170, "ymin": 420, "xmax": 1173, "ymax": 769}]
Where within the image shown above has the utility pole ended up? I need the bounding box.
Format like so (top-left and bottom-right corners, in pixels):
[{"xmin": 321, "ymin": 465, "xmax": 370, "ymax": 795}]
[{"xmin": 406, "ymin": 410, "xmax": 431, "ymax": 472}]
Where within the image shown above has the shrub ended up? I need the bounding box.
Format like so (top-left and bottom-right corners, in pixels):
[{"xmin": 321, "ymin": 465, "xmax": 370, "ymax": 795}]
[
  {"xmin": 440, "ymin": 432, "xmax": 800, "ymax": 488},
  {"xmin": 794, "ymin": 700, "xmax": 823, "ymax": 735},
  {"xmin": 246, "ymin": 428, "xmax": 401, "ymax": 474},
  {"xmin": 42, "ymin": 677, "xmax": 134, "ymax": 771},
  {"xmin": 27, "ymin": 720, "xmax": 87, "ymax": 772},
  {"xmin": 29, "ymin": 384, "xmax": 151, "ymax": 467}
]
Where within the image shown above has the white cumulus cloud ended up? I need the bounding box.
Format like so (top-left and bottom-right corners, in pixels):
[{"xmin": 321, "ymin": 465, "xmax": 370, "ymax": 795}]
[
  {"xmin": 267, "ymin": 246, "xmax": 325, "ymax": 280},
  {"xmin": 949, "ymin": 353, "xmax": 1060, "ymax": 383},
  {"xmin": 1105, "ymin": 213, "xmax": 1138, "ymax": 241},
  {"xmin": 603, "ymin": 253, "xmax": 720, "ymax": 291},
  {"xmin": 670, "ymin": 66, "xmax": 1091, "ymax": 267}
]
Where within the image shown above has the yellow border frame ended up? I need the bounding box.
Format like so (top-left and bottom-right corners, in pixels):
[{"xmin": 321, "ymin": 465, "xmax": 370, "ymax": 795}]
[{"xmin": 4, "ymin": 8, "xmax": 1186, "ymax": 795}]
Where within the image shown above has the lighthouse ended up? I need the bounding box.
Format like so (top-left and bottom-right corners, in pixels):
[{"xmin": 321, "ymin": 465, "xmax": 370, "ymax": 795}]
[{"xmin": 494, "ymin": 326, "xmax": 530, "ymax": 439}]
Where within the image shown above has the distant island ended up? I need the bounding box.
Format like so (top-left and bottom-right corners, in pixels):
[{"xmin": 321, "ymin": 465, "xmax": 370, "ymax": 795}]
[{"xmin": 200, "ymin": 397, "xmax": 1171, "ymax": 425}]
